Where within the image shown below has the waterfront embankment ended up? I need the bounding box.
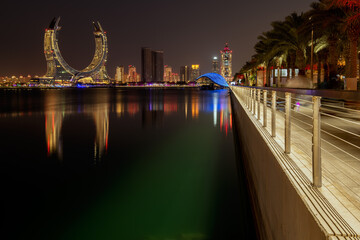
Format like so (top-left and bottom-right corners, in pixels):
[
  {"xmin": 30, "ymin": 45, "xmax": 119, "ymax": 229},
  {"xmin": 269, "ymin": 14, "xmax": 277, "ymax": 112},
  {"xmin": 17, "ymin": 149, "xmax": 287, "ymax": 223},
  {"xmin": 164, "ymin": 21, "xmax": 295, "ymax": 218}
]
[{"xmin": 230, "ymin": 86, "xmax": 360, "ymax": 240}]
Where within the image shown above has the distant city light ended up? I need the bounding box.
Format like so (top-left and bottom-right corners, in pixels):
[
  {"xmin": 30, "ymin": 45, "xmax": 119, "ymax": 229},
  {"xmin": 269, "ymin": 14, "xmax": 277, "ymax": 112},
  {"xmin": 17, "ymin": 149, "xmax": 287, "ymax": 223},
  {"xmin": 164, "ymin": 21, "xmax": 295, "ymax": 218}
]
[{"xmin": 191, "ymin": 65, "xmax": 199, "ymax": 70}]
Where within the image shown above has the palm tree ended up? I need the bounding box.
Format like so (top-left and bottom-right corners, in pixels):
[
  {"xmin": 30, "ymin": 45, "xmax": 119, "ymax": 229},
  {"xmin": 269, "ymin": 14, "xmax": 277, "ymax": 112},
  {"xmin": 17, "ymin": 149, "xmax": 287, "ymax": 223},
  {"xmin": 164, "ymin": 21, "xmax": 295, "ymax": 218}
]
[
  {"xmin": 330, "ymin": 0, "xmax": 360, "ymax": 89},
  {"xmin": 306, "ymin": 0, "xmax": 345, "ymax": 82},
  {"xmin": 240, "ymin": 59, "xmax": 258, "ymax": 86},
  {"xmin": 253, "ymin": 32, "xmax": 282, "ymax": 86},
  {"xmin": 267, "ymin": 13, "xmax": 309, "ymax": 78},
  {"xmin": 240, "ymin": 12, "xmax": 309, "ymax": 87}
]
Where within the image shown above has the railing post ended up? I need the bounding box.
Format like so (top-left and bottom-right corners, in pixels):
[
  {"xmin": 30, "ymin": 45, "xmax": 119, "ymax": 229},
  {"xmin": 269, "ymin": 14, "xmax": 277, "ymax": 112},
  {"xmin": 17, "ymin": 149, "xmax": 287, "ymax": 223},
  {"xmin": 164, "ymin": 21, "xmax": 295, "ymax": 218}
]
[
  {"xmin": 257, "ymin": 89, "xmax": 261, "ymax": 120},
  {"xmin": 241, "ymin": 88, "xmax": 244, "ymax": 102},
  {"xmin": 247, "ymin": 88, "xmax": 250, "ymax": 109},
  {"xmin": 252, "ymin": 89, "xmax": 255, "ymax": 114},
  {"xmin": 263, "ymin": 90, "xmax": 267, "ymax": 127},
  {"xmin": 250, "ymin": 89, "xmax": 253, "ymax": 112},
  {"xmin": 312, "ymin": 96, "xmax": 322, "ymax": 187},
  {"xmin": 244, "ymin": 88, "xmax": 247, "ymax": 107},
  {"xmin": 271, "ymin": 91, "xmax": 276, "ymax": 137},
  {"xmin": 285, "ymin": 92, "xmax": 291, "ymax": 154}
]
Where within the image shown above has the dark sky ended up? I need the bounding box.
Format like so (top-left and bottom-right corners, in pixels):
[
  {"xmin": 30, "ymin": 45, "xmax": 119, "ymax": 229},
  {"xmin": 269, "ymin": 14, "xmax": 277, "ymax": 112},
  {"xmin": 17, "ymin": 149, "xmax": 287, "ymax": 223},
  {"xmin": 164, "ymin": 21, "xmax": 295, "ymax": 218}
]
[{"xmin": 1, "ymin": 0, "xmax": 314, "ymax": 77}]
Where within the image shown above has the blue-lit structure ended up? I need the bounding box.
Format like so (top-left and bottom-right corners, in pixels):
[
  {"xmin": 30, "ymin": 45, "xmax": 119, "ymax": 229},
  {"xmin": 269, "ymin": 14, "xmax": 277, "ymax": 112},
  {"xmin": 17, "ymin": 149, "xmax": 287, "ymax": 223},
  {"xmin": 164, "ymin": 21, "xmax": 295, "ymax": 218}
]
[{"xmin": 196, "ymin": 73, "xmax": 229, "ymax": 88}]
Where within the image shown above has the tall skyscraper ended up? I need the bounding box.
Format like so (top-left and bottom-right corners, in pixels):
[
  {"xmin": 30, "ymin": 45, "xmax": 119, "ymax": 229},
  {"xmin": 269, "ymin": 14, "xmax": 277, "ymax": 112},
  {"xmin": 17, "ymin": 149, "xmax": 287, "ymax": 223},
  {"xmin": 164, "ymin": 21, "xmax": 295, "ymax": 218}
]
[
  {"xmin": 152, "ymin": 51, "xmax": 164, "ymax": 82},
  {"xmin": 164, "ymin": 65, "xmax": 172, "ymax": 82},
  {"xmin": 212, "ymin": 57, "xmax": 219, "ymax": 74},
  {"xmin": 43, "ymin": 18, "xmax": 109, "ymax": 82},
  {"xmin": 180, "ymin": 66, "xmax": 191, "ymax": 83},
  {"xmin": 127, "ymin": 65, "xmax": 138, "ymax": 83},
  {"xmin": 141, "ymin": 47, "xmax": 164, "ymax": 83},
  {"xmin": 191, "ymin": 65, "xmax": 200, "ymax": 81},
  {"xmin": 115, "ymin": 66, "xmax": 125, "ymax": 84},
  {"xmin": 220, "ymin": 43, "xmax": 232, "ymax": 82},
  {"xmin": 141, "ymin": 47, "xmax": 152, "ymax": 83}
]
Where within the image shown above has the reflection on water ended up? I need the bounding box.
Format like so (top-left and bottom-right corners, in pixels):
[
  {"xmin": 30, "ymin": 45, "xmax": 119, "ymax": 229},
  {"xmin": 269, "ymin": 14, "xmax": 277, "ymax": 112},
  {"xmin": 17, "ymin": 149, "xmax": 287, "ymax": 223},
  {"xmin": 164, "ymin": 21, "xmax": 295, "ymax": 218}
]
[
  {"xmin": 0, "ymin": 88, "xmax": 255, "ymax": 240},
  {"xmin": 41, "ymin": 89, "xmax": 233, "ymax": 162},
  {"xmin": 45, "ymin": 111, "xmax": 63, "ymax": 158},
  {"xmin": 112, "ymin": 90, "xmax": 232, "ymax": 128},
  {"xmin": 44, "ymin": 91, "xmax": 110, "ymax": 162}
]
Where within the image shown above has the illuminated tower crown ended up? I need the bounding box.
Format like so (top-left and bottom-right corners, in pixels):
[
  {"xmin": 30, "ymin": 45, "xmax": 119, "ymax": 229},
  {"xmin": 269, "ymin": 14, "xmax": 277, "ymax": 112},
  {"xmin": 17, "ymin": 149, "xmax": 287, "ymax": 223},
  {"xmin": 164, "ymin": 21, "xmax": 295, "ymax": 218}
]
[{"xmin": 220, "ymin": 43, "xmax": 232, "ymax": 82}]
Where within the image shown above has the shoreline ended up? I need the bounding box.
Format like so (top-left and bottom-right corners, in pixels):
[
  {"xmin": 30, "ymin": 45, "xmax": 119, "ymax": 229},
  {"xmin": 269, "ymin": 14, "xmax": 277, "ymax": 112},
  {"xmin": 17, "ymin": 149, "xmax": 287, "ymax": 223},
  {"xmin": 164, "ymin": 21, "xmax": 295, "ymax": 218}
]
[{"xmin": 0, "ymin": 85, "xmax": 200, "ymax": 90}]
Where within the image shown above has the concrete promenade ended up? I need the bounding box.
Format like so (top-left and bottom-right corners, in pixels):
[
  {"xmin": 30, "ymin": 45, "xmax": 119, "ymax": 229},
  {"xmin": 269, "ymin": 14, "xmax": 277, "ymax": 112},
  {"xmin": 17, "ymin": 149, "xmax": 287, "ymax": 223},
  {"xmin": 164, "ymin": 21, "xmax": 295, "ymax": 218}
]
[{"xmin": 230, "ymin": 86, "xmax": 360, "ymax": 239}]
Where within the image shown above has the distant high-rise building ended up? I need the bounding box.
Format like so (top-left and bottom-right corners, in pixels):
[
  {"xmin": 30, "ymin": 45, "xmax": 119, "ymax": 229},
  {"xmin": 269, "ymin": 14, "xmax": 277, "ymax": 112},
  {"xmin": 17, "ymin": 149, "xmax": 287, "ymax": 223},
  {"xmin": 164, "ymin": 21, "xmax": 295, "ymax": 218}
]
[
  {"xmin": 152, "ymin": 51, "xmax": 164, "ymax": 82},
  {"xmin": 180, "ymin": 66, "xmax": 191, "ymax": 83},
  {"xmin": 127, "ymin": 65, "xmax": 138, "ymax": 83},
  {"xmin": 141, "ymin": 47, "xmax": 152, "ymax": 82},
  {"xmin": 212, "ymin": 57, "xmax": 219, "ymax": 74},
  {"xmin": 172, "ymin": 73, "xmax": 180, "ymax": 83},
  {"xmin": 191, "ymin": 65, "xmax": 200, "ymax": 81},
  {"xmin": 164, "ymin": 65, "xmax": 172, "ymax": 82},
  {"xmin": 141, "ymin": 47, "xmax": 164, "ymax": 83},
  {"xmin": 220, "ymin": 43, "xmax": 232, "ymax": 82},
  {"xmin": 115, "ymin": 66, "xmax": 125, "ymax": 84}
]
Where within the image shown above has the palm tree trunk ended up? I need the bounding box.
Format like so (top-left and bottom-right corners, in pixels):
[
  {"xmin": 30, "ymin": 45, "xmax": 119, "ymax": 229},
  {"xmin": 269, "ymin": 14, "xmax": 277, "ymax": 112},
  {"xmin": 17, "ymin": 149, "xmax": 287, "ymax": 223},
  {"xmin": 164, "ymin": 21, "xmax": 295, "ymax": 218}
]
[
  {"xmin": 287, "ymin": 64, "xmax": 290, "ymax": 81},
  {"xmin": 266, "ymin": 64, "xmax": 270, "ymax": 86},
  {"xmin": 346, "ymin": 29, "xmax": 358, "ymax": 90},
  {"xmin": 277, "ymin": 66, "xmax": 281, "ymax": 86},
  {"xmin": 317, "ymin": 57, "xmax": 321, "ymax": 86},
  {"xmin": 324, "ymin": 63, "xmax": 329, "ymax": 83},
  {"xmin": 328, "ymin": 36, "xmax": 338, "ymax": 81},
  {"xmin": 296, "ymin": 49, "xmax": 306, "ymax": 76},
  {"xmin": 286, "ymin": 55, "xmax": 291, "ymax": 81},
  {"xmin": 344, "ymin": 42, "xmax": 351, "ymax": 77},
  {"xmin": 290, "ymin": 54, "xmax": 296, "ymax": 79},
  {"xmin": 358, "ymin": 52, "xmax": 360, "ymax": 81},
  {"xmin": 272, "ymin": 66, "xmax": 275, "ymax": 86}
]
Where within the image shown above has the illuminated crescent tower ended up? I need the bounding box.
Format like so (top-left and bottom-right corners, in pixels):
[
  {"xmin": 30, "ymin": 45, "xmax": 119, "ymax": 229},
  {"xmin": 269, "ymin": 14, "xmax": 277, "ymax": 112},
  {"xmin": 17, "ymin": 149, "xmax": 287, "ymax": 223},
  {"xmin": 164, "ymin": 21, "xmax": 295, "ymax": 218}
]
[
  {"xmin": 43, "ymin": 17, "xmax": 109, "ymax": 82},
  {"xmin": 220, "ymin": 43, "xmax": 232, "ymax": 82}
]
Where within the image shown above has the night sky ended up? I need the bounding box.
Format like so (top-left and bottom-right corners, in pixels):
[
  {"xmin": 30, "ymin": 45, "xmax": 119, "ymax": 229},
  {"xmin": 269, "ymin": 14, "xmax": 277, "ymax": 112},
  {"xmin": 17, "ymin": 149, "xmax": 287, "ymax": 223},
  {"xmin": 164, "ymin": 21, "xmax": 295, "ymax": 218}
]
[{"xmin": 1, "ymin": 0, "xmax": 314, "ymax": 77}]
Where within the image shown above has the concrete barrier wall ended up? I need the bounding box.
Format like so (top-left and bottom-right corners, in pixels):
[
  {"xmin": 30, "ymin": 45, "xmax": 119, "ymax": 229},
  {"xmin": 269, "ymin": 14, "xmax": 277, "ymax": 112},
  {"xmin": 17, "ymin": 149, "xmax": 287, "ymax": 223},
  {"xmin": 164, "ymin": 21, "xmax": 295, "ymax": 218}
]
[{"xmin": 231, "ymin": 92, "xmax": 327, "ymax": 240}]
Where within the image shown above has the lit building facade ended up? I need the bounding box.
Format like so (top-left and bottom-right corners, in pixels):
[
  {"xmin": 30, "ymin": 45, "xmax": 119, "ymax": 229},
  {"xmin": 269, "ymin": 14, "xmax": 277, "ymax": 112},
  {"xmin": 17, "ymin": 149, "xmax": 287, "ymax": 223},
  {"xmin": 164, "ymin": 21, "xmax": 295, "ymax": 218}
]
[
  {"xmin": 180, "ymin": 66, "xmax": 191, "ymax": 83},
  {"xmin": 127, "ymin": 65, "xmax": 138, "ymax": 83},
  {"xmin": 43, "ymin": 17, "xmax": 109, "ymax": 82},
  {"xmin": 115, "ymin": 66, "xmax": 125, "ymax": 84},
  {"xmin": 0, "ymin": 75, "xmax": 33, "ymax": 86},
  {"xmin": 220, "ymin": 43, "xmax": 232, "ymax": 82},
  {"xmin": 172, "ymin": 73, "xmax": 180, "ymax": 83},
  {"xmin": 164, "ymin": 65, "xmax": 172, "ymax": 82},
  {"xmin": 212, "ymin": 57, "xmax": 220, "ymax": 74},
  {"xmin": 191, "ymin": 65, "xmax": 200, "ymax": 81}
]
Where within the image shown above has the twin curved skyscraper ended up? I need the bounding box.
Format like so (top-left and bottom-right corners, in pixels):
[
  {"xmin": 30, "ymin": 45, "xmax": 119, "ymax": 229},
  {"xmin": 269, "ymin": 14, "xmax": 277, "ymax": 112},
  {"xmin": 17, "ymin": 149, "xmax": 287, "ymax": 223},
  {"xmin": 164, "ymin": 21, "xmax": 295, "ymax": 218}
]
[{"xmin": 43, "ymin": 17, "xmax": 109, "ymax": 82}]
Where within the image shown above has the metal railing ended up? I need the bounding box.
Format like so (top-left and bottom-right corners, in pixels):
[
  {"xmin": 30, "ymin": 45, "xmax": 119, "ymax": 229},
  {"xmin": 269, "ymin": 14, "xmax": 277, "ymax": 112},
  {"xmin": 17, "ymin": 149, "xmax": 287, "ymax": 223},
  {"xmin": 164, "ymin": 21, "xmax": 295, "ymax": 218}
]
[{"xmin": 231, "ymin": 86, "xmax": 360, "ymax": 189}]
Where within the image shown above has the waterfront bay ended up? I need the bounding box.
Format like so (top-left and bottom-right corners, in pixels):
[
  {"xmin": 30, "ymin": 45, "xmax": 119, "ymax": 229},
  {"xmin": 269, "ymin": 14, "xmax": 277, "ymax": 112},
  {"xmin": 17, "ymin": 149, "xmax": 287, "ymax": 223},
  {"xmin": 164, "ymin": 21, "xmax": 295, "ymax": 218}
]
[{"xmin": 0, "ymin": 88, "xmax": 256, "ymax": 239}]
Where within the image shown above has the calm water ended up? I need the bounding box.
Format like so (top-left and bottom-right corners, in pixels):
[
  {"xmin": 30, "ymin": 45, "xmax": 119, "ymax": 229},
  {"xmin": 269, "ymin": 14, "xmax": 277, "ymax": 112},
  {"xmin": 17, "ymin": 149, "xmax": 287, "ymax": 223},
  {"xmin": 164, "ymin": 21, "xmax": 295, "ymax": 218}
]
[{"xmin": 0, "ymin": 88, "xmax": 256, "ymax": 240}]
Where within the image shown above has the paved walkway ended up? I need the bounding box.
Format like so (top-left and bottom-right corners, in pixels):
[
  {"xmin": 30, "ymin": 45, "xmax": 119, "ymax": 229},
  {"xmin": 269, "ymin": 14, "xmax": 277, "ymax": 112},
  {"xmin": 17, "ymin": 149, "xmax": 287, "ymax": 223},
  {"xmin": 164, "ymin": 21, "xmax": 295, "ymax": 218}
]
[{"xmin": 231, "ymin": 87, "xmax": 360, "ymax": 238}]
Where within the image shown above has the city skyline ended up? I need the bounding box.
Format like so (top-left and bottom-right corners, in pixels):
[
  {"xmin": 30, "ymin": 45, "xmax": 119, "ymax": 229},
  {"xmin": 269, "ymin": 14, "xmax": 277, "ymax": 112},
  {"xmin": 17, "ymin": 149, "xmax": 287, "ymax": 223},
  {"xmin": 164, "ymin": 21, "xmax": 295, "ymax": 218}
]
[{"xmin": 1, "ymin": 0, "xmax": 314, "ymax": 77}]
